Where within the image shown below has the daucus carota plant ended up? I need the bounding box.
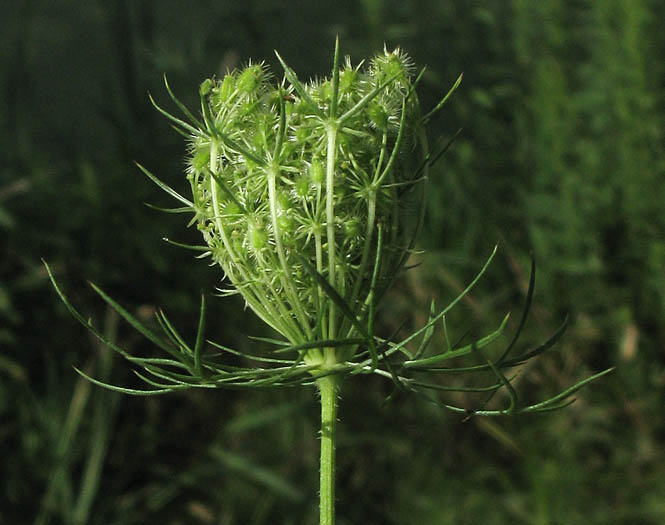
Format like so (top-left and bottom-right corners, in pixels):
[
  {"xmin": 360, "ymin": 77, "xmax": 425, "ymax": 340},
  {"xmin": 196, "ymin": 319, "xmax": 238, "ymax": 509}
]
[{"xmin": 47, "ymin": 40, "xmax": 612, "ymax": 524}]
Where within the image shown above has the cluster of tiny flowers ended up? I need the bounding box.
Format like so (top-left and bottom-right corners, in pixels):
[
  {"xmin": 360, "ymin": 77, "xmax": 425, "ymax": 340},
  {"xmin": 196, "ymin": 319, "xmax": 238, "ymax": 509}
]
[{"xmin": 185, "ymin": 48, "xmax": 422, "ymax": 345}]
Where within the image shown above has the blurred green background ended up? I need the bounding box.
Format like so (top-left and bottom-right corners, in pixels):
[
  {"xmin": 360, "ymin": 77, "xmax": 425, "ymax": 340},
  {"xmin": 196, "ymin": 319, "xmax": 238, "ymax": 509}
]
[{"xmin": 2, "ymin": 1, "xmax": 664, "ymax": 523}]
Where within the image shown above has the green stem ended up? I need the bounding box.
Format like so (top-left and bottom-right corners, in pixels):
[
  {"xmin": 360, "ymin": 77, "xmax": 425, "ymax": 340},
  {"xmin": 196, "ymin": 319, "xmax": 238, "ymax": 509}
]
[
  {"xmin": 317, "ymin": 374, "xmax": 338, "ymax": 525},
  {"xmin": 325, "ymin": 124, "xmax": 338, "ymax": 338}
]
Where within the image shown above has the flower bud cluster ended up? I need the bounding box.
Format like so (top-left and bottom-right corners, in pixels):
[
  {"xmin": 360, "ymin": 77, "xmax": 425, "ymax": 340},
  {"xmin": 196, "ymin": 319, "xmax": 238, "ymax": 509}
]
[{"xmin": 184, "ymin": 47, "xmax": 423, "ymax": 348}]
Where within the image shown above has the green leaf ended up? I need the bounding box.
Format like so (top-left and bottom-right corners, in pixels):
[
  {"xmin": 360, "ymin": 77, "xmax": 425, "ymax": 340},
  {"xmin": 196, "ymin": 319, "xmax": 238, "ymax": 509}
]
[
  {"xmin": 141, "ymin": 364, "xmax": 205, "ymax": 386},
  {"xmin": 522, "ymin": 368, "xmax": 615, "ymax": 414},
  {"xmin": 149, "ymin": 93, "xmax": 201, "ymax": 136},
  {"xmin": 476, "ymin": 344, "xmax": 518, "ymax": 414},
  {"xmin": 503, "ymin": 316, "xmax": 569, "ymax": 366},
  {"xmin": 410, "ymin": 375, "xmax": 516, "ymax": 393},
  {"xmin": 73, "ymin": 367, "xmax": 174, "ymax": 396},
  {"xmin": 412, "ymin": 128, "xmax": 463, "ymax": 181},
  {"xmin": 136, "ymin": 163, "xmax": 194, "ymax": 208},
  {"xmin": 143, "ymin": 203, "xmax": 194, "ymax": 214},
  {"xmin": 375, "ymin": 97, "xmax": 408, "ymax": 185},
  {"xmin": 421, "ymin": 72, "xmax": 463, "ymax": 124},
  {"xmin": 163, "ymin": 74, "xmax": 206, "ymax": 130},
  {"xmin": 87, "ymin": 282, "xmax": 191, "ymax": 368},
  {"xmin": 273, "ymin": 85, "xmax": 288, "ymax": 160},
  {"xmin": 44, "ymin": 261, "xmax": 133, "ymax": 360},
  {"xmin": 403, "ymin": 312, "xmax": 509, "ymax": 369},
  {"xmin": 295, "ymin": 254, "xmax": 371, "ymax": 344},
  {"xmin": 154, "ymin": 309, "xmax": 193, "ymax": 356},
  {"xmin": 381, "ymin": 246, "xmax": 498, "ymax": 361},
  {"xmin": 194, "ymin": 294, "xmax": 206, "ymax": 377},
  {"xmin": 364, "ymin": 224, "xmax": 384, "ymax": 369},
  {"xmin": 413, "ymin": 300, "xmax": 436, "ymax": 360},
  {"xmin": 162, "ymin": 238, "xmax": 210, "ymax": 252},
  {"xmin": 198, "ymin": 81, "xmax": 218, "ymax": 136},
  {"xmin": 246, "ymin": 335, "xmax": 291, "ymax": 347},
  {"xmin": 273, "ymin": 338, "xmax": 365, "ymax": 355},
  {"xmin": 206, "ymin": 339, "xmax": 295, "ymax": 364},
  {"xmin": 132, "ymin": 370, "xmax": 200, "ymax": 390},
  {"xmin": 338, "ymin": 69, "xmax": 404, "ymax": 125},
  {"xmin": 215, "ymin": 128, "xmax": 267, "ymax": 167},
  {"xmin": 329, "ymin": 36, "xmax": 341, "ymax": 118},
  {"xmin": 274, "ymin": 50, "xmax": 326, "ymax": 119},
  {"xmin": 496, "ymin": 256, "xmax": 536, "ymax": 365},
  {"xmin": 203, "ymin": 167, "xmax": 247, "ymax": 212}
]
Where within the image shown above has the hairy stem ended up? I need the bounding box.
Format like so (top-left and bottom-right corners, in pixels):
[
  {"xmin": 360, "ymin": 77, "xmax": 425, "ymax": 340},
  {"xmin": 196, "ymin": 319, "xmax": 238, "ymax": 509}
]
[{"xmin": 317, "ymin": 374, "xmax": 338, "ymax": 525}]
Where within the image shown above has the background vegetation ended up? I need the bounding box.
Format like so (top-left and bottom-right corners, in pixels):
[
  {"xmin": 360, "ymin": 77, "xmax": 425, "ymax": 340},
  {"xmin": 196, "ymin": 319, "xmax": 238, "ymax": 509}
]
[{"xmin": 2, "ymin": 1, "xmax": 664, "ymax": 523}]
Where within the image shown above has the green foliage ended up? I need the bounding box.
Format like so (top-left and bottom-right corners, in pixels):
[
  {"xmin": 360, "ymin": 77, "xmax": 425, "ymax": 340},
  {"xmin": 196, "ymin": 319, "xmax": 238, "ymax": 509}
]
[
  {"xmin": 515, "ymin": 0, "xmax": 665, "ymax": 339},
  {"xmin": 178, "ymin": 46, "xmax": 423, "ymax": 349},
  {"xmin": 2, "ymin": 0, "xmax": 664, "ymax": 523},
  {"xmin": 45, "ymin": 42, "xmax": 603, "ymax": 430}
]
